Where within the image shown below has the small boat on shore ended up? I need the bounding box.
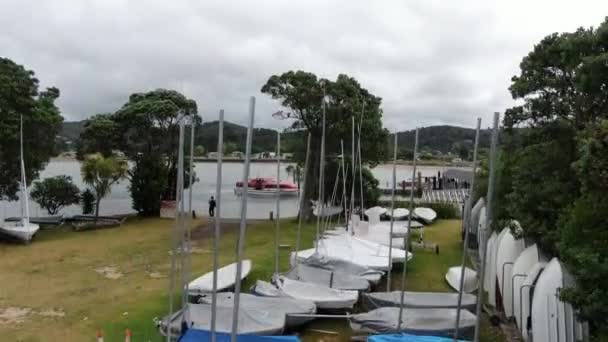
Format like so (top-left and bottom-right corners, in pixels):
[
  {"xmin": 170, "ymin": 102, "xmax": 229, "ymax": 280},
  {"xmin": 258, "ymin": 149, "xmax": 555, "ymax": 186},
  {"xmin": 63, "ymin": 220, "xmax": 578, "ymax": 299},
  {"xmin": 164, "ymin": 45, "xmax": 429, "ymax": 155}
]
[
  {"xmin": 413, "ymin": 207, "xmax": 437, "ymax": 224},
  {"xmin": 252, "ymin": 276, "xmax": 359, "ymax": 310},
  {"xmin": 188, "ymin": 260, "xmax": 252, "ymax": 295},
  {"xmin": 198, "ymin": 292, "xmax": 316, "ymax": 329},
  {"xmin": 234, "ymin": 178, "xmax": 299, "ymax": 197},
  {"xmin": 362, "ymin": 291, "xmax": 477, "ymax": 311},
  {"xmin": 350, "ymin": 307, "xmax": 476, "ymax": 338},
  {"xmin": 5, "ymin": 215, "xmax": 64, "ymax": 226},
  {"xmin": 444, "ymin": 266, "xmax": 478, "ymax": 293}
]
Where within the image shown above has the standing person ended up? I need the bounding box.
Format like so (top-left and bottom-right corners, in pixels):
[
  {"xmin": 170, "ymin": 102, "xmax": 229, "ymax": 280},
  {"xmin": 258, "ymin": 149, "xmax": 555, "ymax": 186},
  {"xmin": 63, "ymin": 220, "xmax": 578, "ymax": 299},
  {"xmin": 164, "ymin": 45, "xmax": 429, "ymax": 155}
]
[{"xmin": 208, "ymin": 196, "xmax": 216, "ymax": 217}]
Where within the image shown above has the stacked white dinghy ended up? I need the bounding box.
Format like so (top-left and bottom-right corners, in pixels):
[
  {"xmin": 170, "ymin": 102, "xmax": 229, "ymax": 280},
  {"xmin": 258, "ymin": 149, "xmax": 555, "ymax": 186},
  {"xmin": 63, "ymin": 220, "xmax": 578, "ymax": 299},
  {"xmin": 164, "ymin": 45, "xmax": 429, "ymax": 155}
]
[
  {"xmin": 510, "ymin": 244, "xmax": 545, "ymax": 341},
  {"xmin": 532, "ymin": 258, "xmax": 584, "ymax": 342},
  {"xmin": 495, "ymin": 224, "xmax": 524, "ymax": 316}
]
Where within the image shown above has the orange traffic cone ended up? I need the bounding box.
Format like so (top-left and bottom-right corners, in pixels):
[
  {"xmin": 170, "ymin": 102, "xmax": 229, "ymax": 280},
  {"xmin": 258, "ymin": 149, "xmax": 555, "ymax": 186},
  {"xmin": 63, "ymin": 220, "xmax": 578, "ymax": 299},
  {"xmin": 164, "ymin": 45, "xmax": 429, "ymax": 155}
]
[
  {"xmin": 96, "ymin": 330, "xmax": 104, "ymax": 342},
  {"xmin": 125, "ymin": 328, "xmax": 132, "ymax": 342}
]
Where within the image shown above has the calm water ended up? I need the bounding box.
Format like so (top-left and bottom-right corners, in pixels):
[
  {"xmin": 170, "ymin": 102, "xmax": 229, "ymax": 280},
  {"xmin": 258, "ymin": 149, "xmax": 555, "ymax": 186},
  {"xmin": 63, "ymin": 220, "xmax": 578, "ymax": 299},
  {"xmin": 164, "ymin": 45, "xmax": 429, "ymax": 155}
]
[{"xmin": 0, "ymin": 161, "xmax": 456, "ymax": 220}]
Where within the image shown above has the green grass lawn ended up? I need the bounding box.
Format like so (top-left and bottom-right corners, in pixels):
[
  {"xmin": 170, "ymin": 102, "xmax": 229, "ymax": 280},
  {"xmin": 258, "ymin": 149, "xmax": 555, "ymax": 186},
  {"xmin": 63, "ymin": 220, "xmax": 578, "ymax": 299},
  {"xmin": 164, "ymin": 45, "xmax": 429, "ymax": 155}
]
[{"xmin": 0, "ymin": 217, "xmax": 505, "ymax": 341}]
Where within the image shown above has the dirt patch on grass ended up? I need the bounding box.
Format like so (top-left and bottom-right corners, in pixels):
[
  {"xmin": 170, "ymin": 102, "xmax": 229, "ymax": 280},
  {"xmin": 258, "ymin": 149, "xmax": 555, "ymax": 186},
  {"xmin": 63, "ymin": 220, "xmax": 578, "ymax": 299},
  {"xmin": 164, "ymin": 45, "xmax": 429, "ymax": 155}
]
[
  {"xmin": 94, "ymin": 266, "xmax": 123, "ymax": 279},
  {"xmin": 0, "ymin": 307, "xmax": 32, "ymax": 324},
  {"xmin": 36, "ymin": 309, "xmax": 65, "ymax": 318},
  {"xmin": 147, "ymin": 271, "xmax": 166, "ymax": 279}
]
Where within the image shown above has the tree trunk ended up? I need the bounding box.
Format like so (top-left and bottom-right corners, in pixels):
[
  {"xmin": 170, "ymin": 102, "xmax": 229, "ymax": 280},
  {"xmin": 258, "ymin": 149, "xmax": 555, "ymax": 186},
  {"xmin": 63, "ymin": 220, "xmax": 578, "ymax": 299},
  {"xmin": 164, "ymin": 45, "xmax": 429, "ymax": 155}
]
[{"xmin": 95, "ymin": 197, "xmax": 101, "ymax": 219}]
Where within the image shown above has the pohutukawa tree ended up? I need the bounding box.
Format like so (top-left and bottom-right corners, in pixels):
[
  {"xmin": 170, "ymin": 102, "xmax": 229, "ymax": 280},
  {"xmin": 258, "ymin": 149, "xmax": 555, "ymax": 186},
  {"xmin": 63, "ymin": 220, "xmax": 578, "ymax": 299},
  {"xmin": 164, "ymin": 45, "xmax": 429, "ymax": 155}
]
[
  {"xmin": 261, "ymin": 71, "xmax": 389, "ymax": 220},
  {"xmin": 0, "ymin": 57, "xmax": 63, "ymax": 200},
  {"xmin": 78, "ymin": 89, "xmax": 199, "ymax": 216}
]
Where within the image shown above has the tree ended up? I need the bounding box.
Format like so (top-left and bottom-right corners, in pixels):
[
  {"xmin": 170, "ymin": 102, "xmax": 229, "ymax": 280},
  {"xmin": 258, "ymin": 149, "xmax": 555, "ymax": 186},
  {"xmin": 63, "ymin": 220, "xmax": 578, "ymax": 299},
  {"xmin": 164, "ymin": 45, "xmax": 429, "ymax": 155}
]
[
  {"xmin": 193, "ymin": 145, "xmax": 205, "ymax": 156},
  {"xmin": 497, "ymin": 17, "xmax": 608, "ymax": 337},
  {"xmin": 128, "ymin": 153, "xmax": 168, "ymax": 216},
  {"xmin": 0, "ymin": 57, "xmax": 63, "ymax": 200},
  {"xmin": 559, "ymin": 120, "xmax": 608, "ymax": 337},
  {"xmin": 80, "ymin": 189, "xmax": 95, "ymax": 215},
  {"xmin": 81, "ymin": 153, "xmax": 128, "ymax": 217},
  {"xmin": 223, "ymin": 142, "xmax": 238, "ymax": 154},
  {"xmin": 76, "ymin": 113, "xmax": 117, "ymax": 159},
  {"xmin": 30, "ymin": 176, "xmax": 80, "ymax": 215},
  {"xmin": 261, "ymin": 71, "xmax": 389, "ymax": 220}
]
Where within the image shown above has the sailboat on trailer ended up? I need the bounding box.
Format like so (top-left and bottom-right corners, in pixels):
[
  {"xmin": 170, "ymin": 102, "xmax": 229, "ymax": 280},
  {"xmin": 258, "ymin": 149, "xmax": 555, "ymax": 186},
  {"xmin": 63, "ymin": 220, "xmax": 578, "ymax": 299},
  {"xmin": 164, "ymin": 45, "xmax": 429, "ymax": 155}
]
[{"xmin": 0, "ymin": 116, "xmax": 40, "ymax": 243}]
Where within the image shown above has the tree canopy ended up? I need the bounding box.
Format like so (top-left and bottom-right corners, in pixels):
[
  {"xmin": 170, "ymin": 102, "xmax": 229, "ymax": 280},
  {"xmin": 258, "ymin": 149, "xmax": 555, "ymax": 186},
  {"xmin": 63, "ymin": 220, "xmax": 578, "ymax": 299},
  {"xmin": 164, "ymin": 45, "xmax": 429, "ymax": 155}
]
[
  {"xmin": 30, "ymin": 176, "xmax": 80, "ymax": 215},
  {"xmin": 78, "ymin": 89, "xmax": 198, "ymax": 215},
  {"xmin": 81, "ymin": 153, "xmax": 128, "ymax": 217},
  {"xmin": 492, "ymin": 17, "xmax": 608, "ymax": 337},
  {"xmin": 261, "ymin": 71, "xmax": 388, "ymax": 219},
  {"xmin": 0, "ymin": 57, "xmax": 63, "ymax": 200}
]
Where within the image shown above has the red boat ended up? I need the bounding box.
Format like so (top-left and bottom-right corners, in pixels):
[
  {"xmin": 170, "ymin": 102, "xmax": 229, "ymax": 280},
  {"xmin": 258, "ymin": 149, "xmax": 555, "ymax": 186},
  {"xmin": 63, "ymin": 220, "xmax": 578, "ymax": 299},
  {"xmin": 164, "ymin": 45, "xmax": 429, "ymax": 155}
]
[{"xmin": 234, "ymin": 178, "xmax": 299, "ymax": 197}]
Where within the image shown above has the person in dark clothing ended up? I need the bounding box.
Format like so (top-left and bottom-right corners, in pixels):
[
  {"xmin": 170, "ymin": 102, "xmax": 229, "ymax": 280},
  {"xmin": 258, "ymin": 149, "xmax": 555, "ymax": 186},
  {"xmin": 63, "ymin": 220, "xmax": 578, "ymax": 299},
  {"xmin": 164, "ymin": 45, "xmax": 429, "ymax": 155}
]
[{"xmin": 208, "ymin": 196, "xmax": 216, "ymax": 217}]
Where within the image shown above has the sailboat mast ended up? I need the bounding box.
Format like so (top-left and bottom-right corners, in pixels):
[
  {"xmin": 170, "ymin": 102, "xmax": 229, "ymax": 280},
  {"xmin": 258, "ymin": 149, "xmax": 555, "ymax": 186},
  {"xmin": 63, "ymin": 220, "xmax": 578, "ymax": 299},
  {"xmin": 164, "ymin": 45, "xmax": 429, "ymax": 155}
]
[
  {"xmin": 231, "ymin": 96, "xmax": 256, "ymax": 342},
  {"xmin": 340, "ymin": 140, "xmax": 347, "ymax": 227},
  {"xmin": 454, "ymin": 117, "xmax": 481, "ymax": 341},
  {"xmin": 294, "ymin": 133, "xmax": 311, "ymax": 276},
  {"xmin": 274, "ymin": 131, "xmax": 281, "ymax": 276},
  {"xmin": 350, "ymin": 116, "xmax": 355, "ymax": 225},
  {"xmin": 166, "ymin": 116, "xmax": 186, "ymax": 342},
  {"xmin": 397, "ymin": 127, "xmax": 419, "ymax": 330},
  {"xmin": 386, "ymin": 132, "xmax": 398, "ymax": 290},
  {"xmin": 358, "ymin": 118, "xmax": 364, "ymax": 215},
  {"xmin": 20, "ymin": 116, "xmax": 30, "ymax": 222},
  {"xmin": 314, "ymin": 90, "xmax": 326, "ymax": 253},
  {"xmin": 474, "ymin": 112, "xmax": 500, "ymax": 342},
  {"xmin": 210, "ymin": 109, "xmax": 225, "ymax": 342}
]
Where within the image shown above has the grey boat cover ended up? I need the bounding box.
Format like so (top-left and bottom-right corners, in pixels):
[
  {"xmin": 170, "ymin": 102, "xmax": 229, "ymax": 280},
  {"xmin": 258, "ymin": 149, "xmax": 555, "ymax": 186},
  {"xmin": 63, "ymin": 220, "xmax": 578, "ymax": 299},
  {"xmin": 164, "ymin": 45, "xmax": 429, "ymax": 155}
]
[
  {"xmin": 198, "ymin": 292, "xmax": 316, "ymax": 328},
  {"xmin": 362, "ymin": 291, "xmax": 477, "ymax": 311},
  {"xmin": 285, "ymin": 263, "xmax": 370, "ymax": 292},
  {"xmin": 251, "ymin": 277, "xmax": 359, "ymax": 310},
  {"xmin": 293, "ymin": 252, "xmax": 384, "ymax": 285},
  {"xmin": 158, "ymin": 303, "xmax": 285, "ymax": 337},
  {"xmin": 350, "ymin": 307, "xmax": 476, "ymax": 338}
]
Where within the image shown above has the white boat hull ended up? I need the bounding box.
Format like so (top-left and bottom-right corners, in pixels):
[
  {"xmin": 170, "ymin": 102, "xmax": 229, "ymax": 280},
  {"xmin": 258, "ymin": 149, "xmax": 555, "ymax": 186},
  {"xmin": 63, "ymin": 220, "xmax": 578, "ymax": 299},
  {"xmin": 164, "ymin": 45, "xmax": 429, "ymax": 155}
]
[
  {"xmin": 188, "ymin": 260, "xmax": 252, "ymax": 295},
  {"xmin": 445, "ymin": 266, "xmax": 478, "ymax": 293},
  {"xmin": 0, "ymin": 221, "xmax": 40, "ymax": 242}
]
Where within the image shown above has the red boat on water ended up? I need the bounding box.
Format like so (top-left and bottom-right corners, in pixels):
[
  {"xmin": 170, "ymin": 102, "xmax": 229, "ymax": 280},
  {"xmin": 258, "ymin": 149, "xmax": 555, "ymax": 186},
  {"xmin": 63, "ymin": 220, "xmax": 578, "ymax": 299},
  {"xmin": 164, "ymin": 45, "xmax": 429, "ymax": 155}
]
[{"xmin": 234, "ymin": 178, "xmax": 299, "ymax": 197}]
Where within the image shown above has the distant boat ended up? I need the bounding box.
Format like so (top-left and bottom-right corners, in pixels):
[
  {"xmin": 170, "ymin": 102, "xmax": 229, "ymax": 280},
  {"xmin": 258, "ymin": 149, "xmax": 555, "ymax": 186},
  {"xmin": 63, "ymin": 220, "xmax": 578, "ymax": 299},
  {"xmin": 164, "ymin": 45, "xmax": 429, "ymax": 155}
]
[
  {"xmin": 0, "ymin": 116, "xmax": 40, "ymax": 243},
  {"xmin": 234, "ymin": 178, "xmax": 298, "ymax": 197}
]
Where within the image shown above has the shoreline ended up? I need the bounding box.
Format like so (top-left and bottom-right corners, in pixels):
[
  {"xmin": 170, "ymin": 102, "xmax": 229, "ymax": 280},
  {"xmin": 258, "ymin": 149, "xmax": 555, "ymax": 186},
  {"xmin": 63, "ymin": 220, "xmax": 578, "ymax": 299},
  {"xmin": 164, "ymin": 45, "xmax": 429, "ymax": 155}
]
[{"xmin": 51, "ymin": 155, "xmax": 470, "ymax": 167}]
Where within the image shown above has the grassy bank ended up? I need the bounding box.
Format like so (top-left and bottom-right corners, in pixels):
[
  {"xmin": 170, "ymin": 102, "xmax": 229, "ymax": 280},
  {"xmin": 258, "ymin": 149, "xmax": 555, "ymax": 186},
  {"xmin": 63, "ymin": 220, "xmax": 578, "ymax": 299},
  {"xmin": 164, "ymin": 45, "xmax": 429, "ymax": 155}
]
[{"xmin": 0, "ymin": 217, "xmax": 503, "ymax": 341}]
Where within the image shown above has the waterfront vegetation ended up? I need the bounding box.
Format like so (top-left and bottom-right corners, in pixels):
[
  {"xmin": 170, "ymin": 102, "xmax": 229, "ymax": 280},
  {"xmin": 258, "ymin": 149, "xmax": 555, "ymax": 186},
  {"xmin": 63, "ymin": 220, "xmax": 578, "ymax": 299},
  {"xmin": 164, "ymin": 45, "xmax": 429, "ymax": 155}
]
[{"xmin": 0, "ymin": 218, "xmax": 504, "ymax": 341}]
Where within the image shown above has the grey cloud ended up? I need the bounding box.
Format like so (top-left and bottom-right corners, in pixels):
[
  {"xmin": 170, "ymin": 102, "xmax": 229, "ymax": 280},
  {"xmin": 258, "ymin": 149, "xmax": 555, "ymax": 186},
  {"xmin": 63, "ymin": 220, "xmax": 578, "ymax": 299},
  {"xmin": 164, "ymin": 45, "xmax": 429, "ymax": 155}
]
[{"xmin": 1, "ymin": 0, "xmax": 607, "ymax": 131}]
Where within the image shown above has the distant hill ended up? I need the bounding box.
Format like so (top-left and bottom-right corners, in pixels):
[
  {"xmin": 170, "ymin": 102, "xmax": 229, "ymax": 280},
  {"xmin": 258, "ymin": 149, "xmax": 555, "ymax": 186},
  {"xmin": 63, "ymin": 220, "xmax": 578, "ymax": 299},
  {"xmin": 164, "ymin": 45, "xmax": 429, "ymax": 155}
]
[
  {"xmin": 60, "ymin": 121, "xmax": 87, "ymax": 142},
  {"xmin": 394, "ymin": 125, "xmax": 492, "ymax": 157},
  {"xmin": 59, "ymin": 120, "xmax": 493, "ymax": 158}
]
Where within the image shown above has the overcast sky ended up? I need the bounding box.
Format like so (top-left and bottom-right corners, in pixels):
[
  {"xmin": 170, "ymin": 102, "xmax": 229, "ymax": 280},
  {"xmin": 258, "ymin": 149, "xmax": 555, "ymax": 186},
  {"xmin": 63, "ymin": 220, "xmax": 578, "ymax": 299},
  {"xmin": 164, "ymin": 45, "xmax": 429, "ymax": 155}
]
[{"xmin": 2, "ymin": 1, "xmax": 607, "ymax": 131}]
